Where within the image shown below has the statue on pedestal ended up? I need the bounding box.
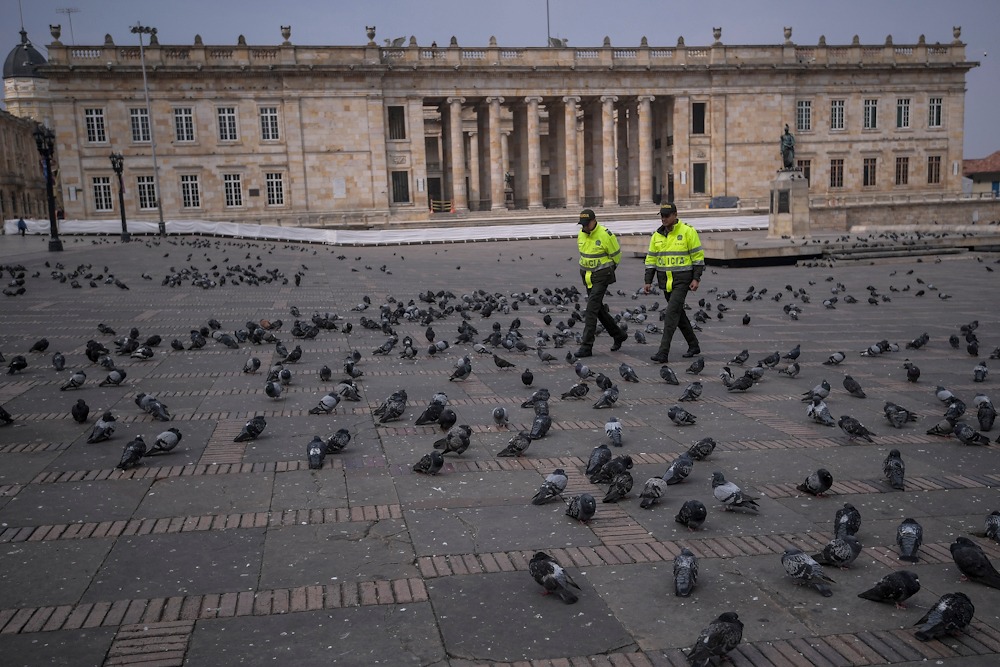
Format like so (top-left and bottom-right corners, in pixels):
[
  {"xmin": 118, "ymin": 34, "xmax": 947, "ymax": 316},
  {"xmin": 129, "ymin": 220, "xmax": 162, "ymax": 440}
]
[{"xmin": 780, "ymin": 124, "xmax": 795, "ymax": 170}]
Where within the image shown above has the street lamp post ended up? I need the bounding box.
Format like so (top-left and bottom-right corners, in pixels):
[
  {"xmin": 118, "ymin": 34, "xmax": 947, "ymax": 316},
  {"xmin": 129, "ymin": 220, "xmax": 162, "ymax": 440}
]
[
  {"xmin": 130, "ymin": 22, "xmax": 166, "ymax": 235},
  {"xmin": 33, "ymin": 125, "xmax": 63, "ymax": 252},
  {"xmin": 109, "ymin": 152, "xmax": 129, "ymax": 242}
]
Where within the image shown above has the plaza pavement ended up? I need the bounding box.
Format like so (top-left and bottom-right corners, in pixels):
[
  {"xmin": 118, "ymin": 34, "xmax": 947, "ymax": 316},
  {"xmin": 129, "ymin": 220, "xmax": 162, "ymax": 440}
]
[{"xmin": 0, "ymin": 230, "xmax": 998, "ymax": 667}]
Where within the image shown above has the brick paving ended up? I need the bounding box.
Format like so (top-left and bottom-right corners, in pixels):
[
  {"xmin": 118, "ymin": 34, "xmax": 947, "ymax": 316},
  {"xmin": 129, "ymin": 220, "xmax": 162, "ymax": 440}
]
[{"xmin": 0, "ymin": 232, "xmax": 998, "ymax": 665}]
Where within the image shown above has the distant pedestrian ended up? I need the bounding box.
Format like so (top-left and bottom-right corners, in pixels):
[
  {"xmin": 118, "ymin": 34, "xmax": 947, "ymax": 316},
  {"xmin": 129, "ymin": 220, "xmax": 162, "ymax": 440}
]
[
  {"xmin": 645, "ymin": 203, "xmax": 705, "ymax": 363},
  {"xmin": 17, "ymin": 218, "xmax": 27, "ymax": 236},
  {"xmin": 575, "ymin": 209, "xmax": 627, "ymax": 358}
]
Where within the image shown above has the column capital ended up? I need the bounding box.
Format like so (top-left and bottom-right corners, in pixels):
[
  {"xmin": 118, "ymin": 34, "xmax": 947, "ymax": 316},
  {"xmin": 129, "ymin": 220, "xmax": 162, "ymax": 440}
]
[
  {"xmin": 600, "ymin": 95, "xmax": 619, "ymax": 105},
  {"xmin": 562, "ymin": 95, "xmax": 581, "ymax": 105},
  {"xmin": 637, "ymin": 95, "xmax": 656, "ymax": 103},
  {"xmin": 466, "ymin": 129, "xmax": 477, "ymax": 137},
  {"xmin": 447, "ymin": 96, "xmax": 466, "ymax": 105},
  {"xmin": 524, "ymin": 95, "xmax": 543, "ymax": 105},
  {"xmin": 485, "ymin": 96, "xmax": 505, "ymax": 105}
]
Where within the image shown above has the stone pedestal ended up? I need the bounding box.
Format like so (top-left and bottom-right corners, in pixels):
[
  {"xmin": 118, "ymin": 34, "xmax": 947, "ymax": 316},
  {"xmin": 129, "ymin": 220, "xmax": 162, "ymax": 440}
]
[{"xmin": 768, "ymin": 169, "xmax": 810, "ymax": 238}]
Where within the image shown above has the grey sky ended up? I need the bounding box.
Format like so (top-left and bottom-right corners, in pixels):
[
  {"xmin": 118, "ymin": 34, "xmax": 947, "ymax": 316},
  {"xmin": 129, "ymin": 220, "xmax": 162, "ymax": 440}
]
[{"xmin": 4, "ymin": 0, "xmax": 997, "ymax": 157}]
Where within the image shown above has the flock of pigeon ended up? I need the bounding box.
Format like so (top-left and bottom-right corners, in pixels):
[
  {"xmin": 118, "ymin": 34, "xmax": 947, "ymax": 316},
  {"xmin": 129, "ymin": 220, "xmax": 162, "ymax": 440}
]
[{"xmin": 2, "ymin": 236, "xmax": 1000, "ymax": 664}]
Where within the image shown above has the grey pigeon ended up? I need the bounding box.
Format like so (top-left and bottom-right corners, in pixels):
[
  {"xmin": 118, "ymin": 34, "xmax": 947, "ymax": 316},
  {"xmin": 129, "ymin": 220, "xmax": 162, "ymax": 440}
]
[
  {"xmin": 812, "ymin": 535, "xmax": 862, "ymax": 569},
  {"xmin": 492, "ymin": 406, "xmax": 509, "ymax": 430},
  {"xmin": 117, "ymin": 436, "xmax": 147, "ymax": 470},
  {"xmin": 897, "ymin": 518, "xmax": 923, "ymax": 562},
  {"xmin": 843, "ymin": 375, "xmax": 866, "ymax": 398},
  {"xmin": 618, "ymin": 362, "xmax": 639, "ymax": 383},
  {"xmin": 536, "ymin": 347, "xmax": 557, "ymax": 363},
  {"xmin": 679, "ymin": 381, "xmax": 703, "ymax": 402},
  {"xmin": 531, "ymin": 469, "xmax": 568, "ymax": 505},
  {"xmin": 904, "ymin": 361, "xmax": 920, "ymax": 382},
  {"xmin": 309, "ymin": 392, "xmax": 340, "ymax": 415},
  {"xmin": 148, "ymin": 428, "xmax": 181, "ymax": 455},
  {"xmin": 264, "ymin": 380, "xmax": 282, "ymax": 399},
  {"xmin": 913, "ymin": 592, "xmax": 974, "ymax": 642},
  {"xmin": 950, "ymin": 537, "xmax": 1000, "ymax": 589},
  {"xmin": 823, "ymin": 351, "xmax": 846, "ymax": 365},
  {"xmin": 521, "ymin": 388, "xmax": 550, "ymax": 409},
  {"xmin": 638, "ymin": 476, "xmax": 669, "ymax": 509},
  {"xmin": 594, "ymin": 373, "xmax": 614, "ymax": 391},
  {"xmin": 782, "ymin": 547, "xmax": 835, "ymax": 596},
  {"xmin": 726, "ymin": 374, "xmax": 754, "ymax": 392},
  {"xmin": 926, "ymin": 417, "xmax": 956, "ymax": 437},
  {"xmin": 528, "ymin": 413, "xmax": 552, "ymax": 440},
  {"xmin": 574, "ymin": 361, "xmax": 594, "ymax": 380},
  {"xmin": 883, "ymin": 401, "xmax": 919, "ymax": 429},
  {"xmin": 712, "ymin": 471, "xmax": 759, "ymax": 512},
  {"xmin": 86, "ymin": 411, "xmax": 117, "ymax": 443},
  {"xmin": 243, "ymin": 357, "xmax": 261, "ymax": 374},
  {"xmin": 61, "ymin": 370, "xmax": 86, "ymax": 391},
  {"xmin": 953, "ymin": 421, "xmax": 990, "ymax": 446},
  {"xmin": 374, "ymin": 389, "xmax": 407, "ymax": 423},
  {"xmin": 883, "ymin": 449, "xmax": 905, "ymax": 490},
  {"xmin": 783, "ymin": 344, "xmax": 801, "ymax": 360},
  {"xmin": 605, "ymin": 417, "xmax": 623, "ymax": 446},
  {"xmin": 978, "ymin": 399, "xmax": 996, "ymax": 431},
  {"xmin": 71, "ymin": 398, "xmax": 89, "ymax": 423},
  {"xmin": 7, "ymin": 355, "xmax": 27, "ymax": 374},
  {"xmin": 434, "ymin": 424, "xmax": 472, "ymax": 455},
  {"xmin": 234, "ymin": 415, "xmax": 266, "ymax": 442},
  {"xmin": 496, "ymin": 430, "xmax": 532, "ymax": 457},
  {"xmin": 673, "ymin": 547, "xmax": 698, "ymax": 597},
  {"xmin": 307, "ymin": 435, "xmax": 326, "ymax": 469},
  {"xmin": 318, "ymin": 364, "xmax": 331, "ymax": 381},
  {"xmin": 686, "ymin": 437, "xmax": 716, "ymax": 461},
  {"xmin": 602, "ymin": 471, "xmax": 633, "ymax": 503},
  {"xmin": 324, "ymin": 428, "xmax": 352, "ymax": 453},
  {"xmin": 334, "ymin": 380, "xmax": 362, "ymax": 402},
  {"xmin": 935, "ymin": 385, "xmax": 956, "ymax": 403},
  {"xmin": 778, "ymin": 361, "xmax": 801, "ymax": 378},
  {"xmin": 668, "ymin": 405, "xmax": 697, "ymax": 426},
  {"xmin": 592, "ymin": 385, "xmax": 619, "ymax": 409},
  {"xmin": 663, "ymin": 452, "xmax": 694, "ymax": 485},
  {"xmin": 412, "ymin": 450, "xmax": 445, "ymax": 475},
  {"xmin": 675, "ymin": 499, "xmax": 707, "ymax": 530},
  {"xmin": 589, "ymin": 454, "xmax": 633, "ymax": 484},
  {"xmin": 974, "ymin": 361, "xmax": 988, "ymax": 383},
  {"xmin": 448, "ymin": 356, "xmax": 472, "ymax": 381},
  {"xmin": 797, "ymin": 468, "xmax": 834, "ymax": 496},
  {"xmin": 759, "ymin": 351, "xmax": 781, "ymax": 368},
  {"xmin": 528, "ymin": 551, "xmax": 581, "ymax": 604},
  {"xmin": 834, "ymin": 503, "xmax": 862, "ymax": 539},
  {"xmin": 807, "ymin": 398, "xmax": 837, "ymax": 427},
  {"xmin": 729, "ymin": 349, "xmax": 749, "ymax": 365},
  {"xmin": 948, "ymin": 397, "xmax": 971, "ymax": 423},
  {"xmin": 560, "ymin": 382, "xmax": 590, "ymax": 400},
  {"xmin": 801, "ymin": 379, "xmax": 831, "ymax": 402},
  {"xmin": 414, "ymin": 396, "xmax": 446, "ymax": 425},
  {"xmin": 838, "ymin": 415, "xmax": 875, "ymax": 443},
  {"xmin": 685, "ymin": 356, "xmax": 705, "ymax": 375},
  {"xmin": 659, "ymin": 365, "xmax": 679, "ymax": 385},
  {"xmin": 51, "ymin": 351, "xmax": 65, "ymax": 371},
  {"xmin": 686, "ymin": 612, "xmax": 743, "ymax": 667},
  {"xmin": 985, "ymin": 511, "xmax": 1000, "ymax": 543},
  {"xmin": 437, "ymin": 408, "xmax": 457, "ymax": 432},
  {"xmin": 565, "ymin": 493, "xmax": 597, "ymax": 523},
  {"xmin": 585, "ymin": 443, "xmax": 612, "ymax": 477},
  {"xmin": 858, "ymin": 570, "xmax": 921, "ymax": 609}
]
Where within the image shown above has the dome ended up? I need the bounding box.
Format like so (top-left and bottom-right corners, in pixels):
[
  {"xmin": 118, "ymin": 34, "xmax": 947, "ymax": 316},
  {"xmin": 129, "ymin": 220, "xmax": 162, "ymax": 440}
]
[{"xmin": 3, "ymin": 30, "xmax": 47, "ymax": 79}]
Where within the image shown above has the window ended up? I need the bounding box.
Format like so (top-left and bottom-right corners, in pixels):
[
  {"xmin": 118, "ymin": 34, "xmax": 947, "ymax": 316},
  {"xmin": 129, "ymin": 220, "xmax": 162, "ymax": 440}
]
[
  {"xmin": 84, "ymin": 109, "xmax": 107, "ymax": 143},
  {"xmin": 129, "ymin": 108, "xmax": 150, "ymax": 143},
  {"xmin": 92, "ymin": 176, "xmax": 113, "ymax": 211},
  {"xmin": 265, "ymin": 172, "xmax": 285, "ymax": 206},
  {"xmin": 928, "ymin": 97, "xmax": 943, "ymax": 128},
  {"xmin": 217, "ymin": 107, "xmax": 238, "ymax": 141},
  {"xmin": 895, "ymin": 157, "xmax": 909, "ymax": 185},
  {"xmin": 180, "ymin": 174, "xmax": 201, "ymax": 208},
  {"xmin": 896, "ymin": 98, "xmax": 910, "ymax": 129},
  {"xmin": 829, "ymin": 159, "xmax": 844, "ymax": 188},
  {"xmin": 224, "ymin": 174, "xmax": 243, "ymax": 207},
  {"xmin": 692, "ymin": 163, "xmax": 707, "ymax": 194},
  {"xmin": 259, "ymin": 106, "xmax": 279, "ymax": 141},
  {"xmin": 136, "ymin": 175, "xmax": 157, "ymax": 210},
  {"xmin": 927, "ymin": 155, "xmax": 941, "ymax": 184},
  {"xmin": 863, "ymin": 99, "xmax": 878, "ymax": 130},
  {"xmin": 797, "ymin": 159, "xmax": 811, "ymax": 185},
  {"xmin": 691, "ymin": 102, "xmax": 706, "ymax": 135},
  {"xmin": 174, "ymin": 108, "xmax": 194, "ymax": 142},
  {"xmin": 796, "ymin": 101, "xmax": 812, "ymax": 132},
  {"xmin": 390, "ymin": 171, "xmax": 410, "ymax": 203},
  {"xmin": 863, "ymin": 157, "xmax": 877, "ymax": 187},
  {"xmin": 388, "ymin": 106, "xmax": 407, "ymax": 140},
  {"xmin": 830, "ymin": 100, "xmax": 845, "ymax": 130}
]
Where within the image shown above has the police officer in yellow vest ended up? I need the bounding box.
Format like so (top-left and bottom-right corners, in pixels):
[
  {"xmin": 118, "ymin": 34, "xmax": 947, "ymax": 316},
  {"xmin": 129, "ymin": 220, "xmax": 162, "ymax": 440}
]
[
  {"xmin": 576, "ymin": 209, "xmax": 627, "ymax": 358},
  {"xmin": 644, "ymin": 203, "xmax": 705, "ymax": 363}
]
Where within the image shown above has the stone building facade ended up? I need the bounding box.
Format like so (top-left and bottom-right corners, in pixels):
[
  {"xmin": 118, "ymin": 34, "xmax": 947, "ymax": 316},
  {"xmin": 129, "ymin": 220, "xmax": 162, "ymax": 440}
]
[{"xmin": 3, "ymin": 25, "xmax": 978, "ymax": 226}]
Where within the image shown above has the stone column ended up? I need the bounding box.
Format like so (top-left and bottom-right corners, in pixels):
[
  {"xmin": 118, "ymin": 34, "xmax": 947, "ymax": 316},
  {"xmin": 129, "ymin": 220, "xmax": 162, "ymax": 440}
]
[
  {"xmin": 563, "ymin": 96, "xmax": 581, "ymax": 209},
  {"xmin": 525, "ymin": 96, "xmax": 543, "ymax": 209},
  {"xmin": 618, "ymin": 101, "xmax": 631, "ymax": 204},
  {"xmin": 467, "ymin": 130, "xmax": 479, "ymax": 211},
  {"xmin": 600, "ymin": 95, "xmax": 618, "ymax": 207},
  {"xmin": 637, "ymin": 95, "xmax": 655, "ymax": 205},
  {"xmin": 486, "ymin": 96, "xmax": 505, "ymax": 211},
  {"xmin": 447, "ymin": 96, "xmax": 467, "ymax": 212}
]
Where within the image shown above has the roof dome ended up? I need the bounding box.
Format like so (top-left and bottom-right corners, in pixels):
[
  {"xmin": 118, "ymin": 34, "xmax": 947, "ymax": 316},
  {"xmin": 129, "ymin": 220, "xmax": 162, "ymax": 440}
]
[{"xmin": 3, "ymin": 30, "xmax": 47, "ymax": 79}]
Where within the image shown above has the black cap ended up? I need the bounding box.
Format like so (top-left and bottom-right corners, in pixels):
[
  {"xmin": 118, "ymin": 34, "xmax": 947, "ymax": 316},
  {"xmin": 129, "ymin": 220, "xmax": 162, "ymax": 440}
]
[
  {"xmin": 578, "ymin": 209, "xmax": 596, "ymax": 225},
  {"xmin": 659, "ymin": 203, "xmax": 678, "ymax": 217}
]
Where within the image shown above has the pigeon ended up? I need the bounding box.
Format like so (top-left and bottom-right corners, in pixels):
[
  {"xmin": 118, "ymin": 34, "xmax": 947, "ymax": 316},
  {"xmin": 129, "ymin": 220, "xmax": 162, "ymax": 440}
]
[
  {"xmin": 729, "ymin": 349, "xmax": 750, "ymax": 365},
  {"xmin": 675, "ymin": 499, "xmax": 708, "ymax": 530},
  {"xmin": 673, "ymin": 547, "xmax": 699, "ymax": 597},
  {"xmin": 807, "ymin": 398, "xmax": 837, "ymax": 427},
  {"xmin": 117, "ymin": 436, "xmax": 147, "ymax": 470},
  {"xmin": 536, "ymin": 347, "xmax": 557, "ymax": 363},
  {"xmin": 493, "ymin": 353, "xmax": 516, "ymax": 370},
  {"xmin": 953, "ymin": 422, "xmax": 990, "ymax": 446},
  {"xmin": 306, "ymin": 435, "xmax": 326, "ymax": 469},
  {"xmin": 685, "ymin": 356, "xmax": 705, "ymax": 375},
  {"xmin": 843, "ymin": 375, "xmax": 866, "ymax": 398},
  {"xmin": 521, "ymin": 388, "xmax": 550, "ymax": 409},
  {"xmin": 6, "ymin": 355, "xmax": 27, "ymax": 374},
  {"xmin": 589, "ymin": 455, "xmax": 633, "ymax": 484},
  {"xmin": 448, "ymin": 357, "xmax": 472, "ymax": 381},
  {"xmin": 99, "ymin": 368, "xmax": 127, "ymax": 387},
  {"xmin": 492, "ymin": 406, "xmax": 510, "ymax": 430},
  {"xmin": 574, "ymin": 361, "xmax": 594, "ymax": 381},
  {"xmin": 605, "ymin": 417, "xmax": 623, "ymax": 447},
  {"xmin": 264, "ymin": 380, "xmax": 283, "ymax": 399},
  {"xmin": 783, "ymin": 344, "xmax": 801, "ymax": 361},
  {"xmin": 638, "ymin": 476, "xmax": 669, "ymax": 509},
  {"xmin": 565, "ymin": 493, "xmax": 597, "ymax": 523},
  {"xmin": 585, "ymin": 443, "xmax": 612, "ymax": 477},
  {"xmin": 668, "ymin": 405, "xmax": 697, "ymax": 426},
  {"xmin": 801, "ymin": 380, "xmax": 831, "ymax": 402},
  {"xmin": 950, "ymin": 537, "xmax": 1000, "ymax": 589},
  {"xmin": 436, "ymin": 406, "xmax": 458, "ymax": 432},
  {"xmin": 725, "ymin": 374, "xmax": 754, "ymax": 392},
  {"xmin": 602, "ymin": 471, "xmax": 634, "ymax": 503},
  {"xmin": 234, "ymin": 415, "xmax": 267, "ymax": 442},
  {"xmin": 935, "ymin": 385, "xmax": 957, "ymax": 403},
  {"xmin": 943, "ymin": 398, "xmax": 967, "ymax": 423},
  {"xmin": 309, "ymin": 392, "xmax": 340, "ymax": 415},
  {"xmin": 143, "ymin": 428, "xmax": 181, "ymax": 455},
  {"xmin": 595, "ymin": 373, "xmax": 615, "ymax": 391},
  {"xmin": 978, "ymin": 398, "xmax": 997, "ymax": 432},
  {"xmin": 60, "ymin": 370, "xmax": 86, "ymax": 391},
  {"xmin": 51, "ymin": 351, "xmax": 65, "ymax": 372},
  {"xmin": 283, "ymin": 345, "xmax": 303, "ymax": 363},
  {"xmin": 782, "ymin": 547, "xmax": 835, "ymax": 596},
  {"xmin": 858, "ymin": 570, "xmax": 922, "ymax": 612},
  {"xmin": 373, "ymin": 389, "xmax": 407, "ymax": 423},
  {"xmin": 592, "ymin": 385, "xmax": 619, "ymax": 409},
  {"xmin": 883, "ymin": 449, "xmax": 905, "ymax": 490},
  {"xmin": 679, "ymin": 381, "xmax": 703, "ymax": 402},
  {"xmin": 531, "ymin": 469, "xmax": 568, "ymax": 505},
  {"xmin": 913, "ymin": 592, "xmax": 975, "ymax": 642},
  {"xmin": 496, "ymin": 430, "xmax": 532, "ymax": 457},
  {"xmin": 663, "ymin": 452, "xmax": 694, "ymax": 485},
  {"xmin": 86, "ymin": 411, "xmax": 117, "ymax": 443},
  {"xmin": 926, "ymin": 417, "xmax": 956, "ymax": 437},
  {"xmin": 318, "ymin": 364, "xmax": 332, "ymax": 381},
  {"xmin": 973, "ymin": 361, "xmax": 988, "ymax": 383},
  {"xmin": 528, "ymin": 551, "xmax": 581, "ymax": 604},
  {"xmin": 412, "ymin": 450, "xmax": 445, "ymax": 475},
  {"xmin": 0, "ymin": 404, "xmax": 12, "ymax": 426},
  {"xmin": 897, "ymin": 518, "xmax": 923, "ymax": 562},
  {"xmin": 324, "ymin": 428, "xmax": 352, "ymax": 453},
  {"xmin": 903, "ymin": 361, "xmax": 920, "ymax": 383},
  {"xmin": 414, "ymin": 396, "xmax": 446, "ymax": 425},
  {"xmin": 838, "ymin": 415, "xmax": 875, "ymax": 443},
  {"xmin": 797, "ymin": 468, "xmax": 834, "ymax": 496},
  {"xmin": 521, "ymin": 368, "xmax": 534, "ymax": 386},
  {"xmin": 712, "ymin": 471, "xmax": 760, "ymax": 512},
  {"xmin": 883, "ymin": 401, "xmax": 919, "ymax": 429},
  {"xmin": 528, "ymin": 413, "xmax": 552, "ymax": 440},
  {"xmin": 618, "ymin": 362, "xmax": 639, "ymax": 383},
  {"xmin": 686, "ymin": 612, "xmax": 743, "ymax": 667},
  {"xmin": 29, "ymin": 338, "xmax": 49, "ymax": 353},
  {"xmin": 71, "ymin": 398, "xmax": 90, "ymax": 423},
  {"xmin": 679, "ymin": 438, "xmax": 714, "ymax": 464},
  {"xmin": 834, "ymin": 503, "xmax": 862, "ymax": 539},
  {"xmin": 758, "ymin": 351, "xmax": 781, "ymax": 369},
  {"xmin": 560, "ymin": 382, "xmax": 590, "ymax": 400},
  {"xmin": 333, "ymin": 381, "xmax": 362, "ymax": 402},
  {"xmin": 812, "ymin": 535, "xmax": 862, "ymax": 569}
]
